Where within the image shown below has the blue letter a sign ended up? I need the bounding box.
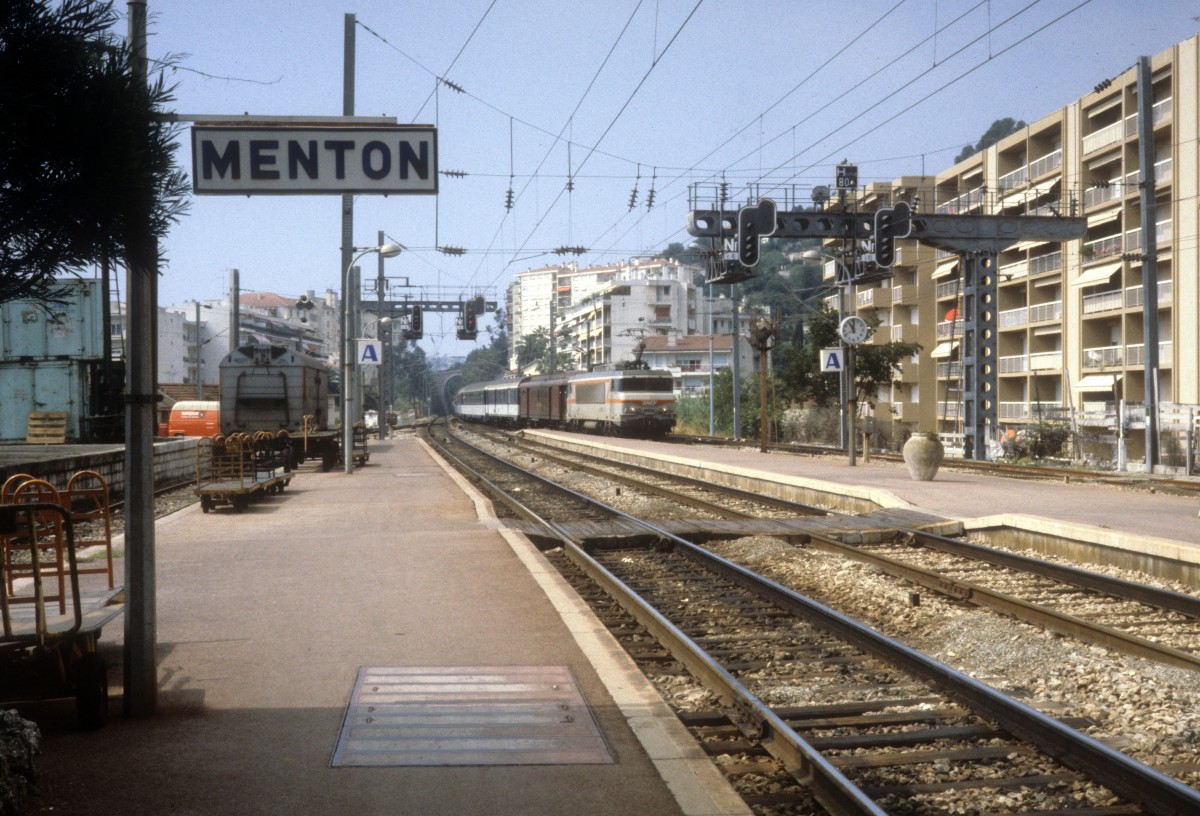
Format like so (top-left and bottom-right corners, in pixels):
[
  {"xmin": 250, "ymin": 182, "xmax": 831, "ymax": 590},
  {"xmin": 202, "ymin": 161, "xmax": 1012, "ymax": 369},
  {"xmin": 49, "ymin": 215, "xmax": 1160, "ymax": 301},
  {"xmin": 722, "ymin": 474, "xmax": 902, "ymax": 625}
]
[
  {"xmin": 357, "ymin": 339, "xmax": 382, "ymax": 365},
  {"xmin": 820, "ymin": 348, "xmax": 844, "ymax": 373}
]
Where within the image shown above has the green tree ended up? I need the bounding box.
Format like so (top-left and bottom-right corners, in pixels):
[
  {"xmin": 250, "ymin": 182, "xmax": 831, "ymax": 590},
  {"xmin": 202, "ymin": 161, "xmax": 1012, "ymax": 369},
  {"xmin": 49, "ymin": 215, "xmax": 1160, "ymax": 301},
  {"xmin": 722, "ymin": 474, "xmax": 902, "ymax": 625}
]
[
  {"xmin": 777, "ymin": 304, "xmax": 920, "ymax": 418},
  {"xmin": 1, "ymin": 0, "xmax": 190, "ymax": 304},
  {"xmin": 954, "ymin": 117, "xmax": 1027, "ymax": 163}
]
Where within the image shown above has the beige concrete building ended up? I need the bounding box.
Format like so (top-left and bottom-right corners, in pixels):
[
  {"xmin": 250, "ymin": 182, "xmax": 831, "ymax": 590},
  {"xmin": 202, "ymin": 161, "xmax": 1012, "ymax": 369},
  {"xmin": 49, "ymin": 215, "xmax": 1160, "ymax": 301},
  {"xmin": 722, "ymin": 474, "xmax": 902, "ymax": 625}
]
[{"xmin": 835, "ymin": 34, "xmax": 1199, "ymax": 470}]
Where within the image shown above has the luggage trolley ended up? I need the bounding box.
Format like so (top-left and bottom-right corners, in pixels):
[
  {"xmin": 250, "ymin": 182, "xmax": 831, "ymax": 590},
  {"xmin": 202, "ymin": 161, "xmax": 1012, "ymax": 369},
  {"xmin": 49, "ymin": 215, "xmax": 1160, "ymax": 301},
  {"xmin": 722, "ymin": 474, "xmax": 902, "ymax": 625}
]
[
  {"xmin": 194, "ymin": 432, "xmax": 293, "ymax": 512},
  {"xmin": 0, "ymin": 502, "xmax": 122, "ymax": 729}
]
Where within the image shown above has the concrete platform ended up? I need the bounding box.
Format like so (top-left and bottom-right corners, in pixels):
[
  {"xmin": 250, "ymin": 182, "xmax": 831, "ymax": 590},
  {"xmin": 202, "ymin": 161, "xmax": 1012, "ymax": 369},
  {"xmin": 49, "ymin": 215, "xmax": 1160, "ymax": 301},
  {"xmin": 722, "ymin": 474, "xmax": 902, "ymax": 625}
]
[
  {"xmin": 18, "ymin": 436, "xmax": 750, "ymax": 816},
  {"xmin": 529, "ymin": 430, "xmax": 1200, "ymax": 580}
]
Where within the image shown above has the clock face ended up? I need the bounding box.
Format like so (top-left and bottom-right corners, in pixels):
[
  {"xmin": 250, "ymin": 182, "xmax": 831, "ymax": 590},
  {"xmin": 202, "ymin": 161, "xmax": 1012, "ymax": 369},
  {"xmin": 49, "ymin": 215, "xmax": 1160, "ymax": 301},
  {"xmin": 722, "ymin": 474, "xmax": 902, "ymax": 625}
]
[{"xmin": 839, "ymin": 316, "xmax": 870, "ymax": 345}]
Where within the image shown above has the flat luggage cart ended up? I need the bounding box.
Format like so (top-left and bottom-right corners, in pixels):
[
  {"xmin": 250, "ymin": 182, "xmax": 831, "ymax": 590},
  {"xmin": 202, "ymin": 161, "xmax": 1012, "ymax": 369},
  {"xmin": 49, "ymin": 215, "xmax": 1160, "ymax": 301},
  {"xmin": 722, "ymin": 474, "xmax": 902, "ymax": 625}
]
[
  {"xmin": 194, "ymin": 431, "xmax": 293, "ymax": 513},
  {"xmin": 352, "ymin": 422, "xmax": 370, "ymax": 467},
  {"xmin": 0, "ymin": 502, "xmax": 122, "ymax": 730}
]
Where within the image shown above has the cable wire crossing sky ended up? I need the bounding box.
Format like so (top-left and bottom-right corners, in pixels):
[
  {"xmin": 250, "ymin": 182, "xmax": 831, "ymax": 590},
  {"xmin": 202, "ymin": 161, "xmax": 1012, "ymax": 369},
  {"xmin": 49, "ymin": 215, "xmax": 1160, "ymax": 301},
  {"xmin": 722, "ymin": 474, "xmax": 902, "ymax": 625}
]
[{"xmin": 139, "ymin": 0, "xmax": 1200, "ymax": 354}]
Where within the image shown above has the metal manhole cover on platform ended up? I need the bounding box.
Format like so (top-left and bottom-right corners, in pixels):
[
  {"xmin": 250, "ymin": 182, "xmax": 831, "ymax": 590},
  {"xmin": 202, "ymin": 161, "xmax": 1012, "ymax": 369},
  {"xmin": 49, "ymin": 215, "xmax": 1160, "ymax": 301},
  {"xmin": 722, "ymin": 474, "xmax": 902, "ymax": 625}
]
[{"xmin": 331, "ymin": 665, "xmax": 613, "ymax": 767}]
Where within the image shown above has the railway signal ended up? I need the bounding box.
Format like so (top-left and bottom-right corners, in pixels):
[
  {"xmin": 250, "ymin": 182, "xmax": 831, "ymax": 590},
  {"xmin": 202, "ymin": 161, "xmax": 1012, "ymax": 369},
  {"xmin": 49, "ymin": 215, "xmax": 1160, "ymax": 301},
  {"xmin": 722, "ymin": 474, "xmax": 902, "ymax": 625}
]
[
  {"xmin": 874, "ymin": 200, "xmax": 912, "ymax": 269},
  {"xmin": 457, "ymin": 296, "xmax": 484, "ymax": 340},
  {"xmin": 403, "ymin": 305, "xmax": 423, "ymax": 340}
]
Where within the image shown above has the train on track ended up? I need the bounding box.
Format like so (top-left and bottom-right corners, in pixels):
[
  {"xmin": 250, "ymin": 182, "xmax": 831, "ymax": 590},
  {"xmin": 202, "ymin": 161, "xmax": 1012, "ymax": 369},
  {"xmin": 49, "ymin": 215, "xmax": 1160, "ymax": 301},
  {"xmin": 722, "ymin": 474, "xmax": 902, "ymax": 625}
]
[
  {"xmin": 219, "ymin": 344, "xmax": 342, "ymax": 470},
  {"xmin": 451, "ymin": 366, "xmax": 676, "ymax": 437}
]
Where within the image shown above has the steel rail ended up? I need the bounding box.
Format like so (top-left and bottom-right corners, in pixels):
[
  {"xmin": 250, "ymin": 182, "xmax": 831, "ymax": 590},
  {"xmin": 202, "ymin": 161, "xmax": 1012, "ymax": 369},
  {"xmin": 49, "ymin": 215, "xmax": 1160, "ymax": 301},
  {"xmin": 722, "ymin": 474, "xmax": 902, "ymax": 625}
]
[
  {"xmin": 800, "ymin": 530, "xmax": 1200, "ymax": 672},
  {"xmin": 425, "ymin": 426, "xmax": 886, "ymax": 816},
  {"xmin": 430, "ymin": 425, "xmax": 1200, "ymax": 815}
]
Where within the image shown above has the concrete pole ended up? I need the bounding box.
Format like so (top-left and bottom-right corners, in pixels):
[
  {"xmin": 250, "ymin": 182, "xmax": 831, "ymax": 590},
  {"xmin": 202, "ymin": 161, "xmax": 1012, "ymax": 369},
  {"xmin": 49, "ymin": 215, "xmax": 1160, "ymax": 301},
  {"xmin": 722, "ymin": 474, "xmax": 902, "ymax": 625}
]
[
  {"xmin": 731, "ymin": 288, "xmax": 741, "ymax": 438},
  {"xmin": 341, "ymin": 13, "xmax": 356, "ymax": 474},
  {"xmin": 123, "ymin": 0, "xmax": 157, "ymax": 717},
  {"xmin": 1137, "ymin": 55, "xmax": 1160, "ymax": 471},
  {"xmin": 195, "ymin": 301, "xmax": 202, "ymax": 399}
]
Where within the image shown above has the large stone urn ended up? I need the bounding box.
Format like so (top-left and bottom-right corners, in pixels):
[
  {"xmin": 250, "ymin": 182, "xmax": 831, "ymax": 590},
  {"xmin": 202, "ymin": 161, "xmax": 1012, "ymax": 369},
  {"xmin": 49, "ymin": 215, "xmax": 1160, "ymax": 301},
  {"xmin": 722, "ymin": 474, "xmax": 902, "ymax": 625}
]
[{"xmin": 902, "ymin": 434, "xmax": 944, "ymax": 481}]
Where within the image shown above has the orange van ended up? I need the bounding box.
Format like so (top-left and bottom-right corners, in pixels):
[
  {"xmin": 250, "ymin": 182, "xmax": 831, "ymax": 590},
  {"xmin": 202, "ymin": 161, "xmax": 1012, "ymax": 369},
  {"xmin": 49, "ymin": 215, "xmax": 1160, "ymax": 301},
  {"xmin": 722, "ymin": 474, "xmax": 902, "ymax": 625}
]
[{"xmin": 166, "ymin": 400, "xmax": 220, "ymax": 437}]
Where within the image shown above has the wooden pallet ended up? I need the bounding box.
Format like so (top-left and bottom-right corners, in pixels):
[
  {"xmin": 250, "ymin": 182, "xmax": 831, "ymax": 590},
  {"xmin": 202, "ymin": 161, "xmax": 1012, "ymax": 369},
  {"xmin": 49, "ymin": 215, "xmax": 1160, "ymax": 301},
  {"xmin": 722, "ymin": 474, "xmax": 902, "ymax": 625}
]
[{"xmin": 26, "ymin": 411, "xmax": 68, "ymax": 444}]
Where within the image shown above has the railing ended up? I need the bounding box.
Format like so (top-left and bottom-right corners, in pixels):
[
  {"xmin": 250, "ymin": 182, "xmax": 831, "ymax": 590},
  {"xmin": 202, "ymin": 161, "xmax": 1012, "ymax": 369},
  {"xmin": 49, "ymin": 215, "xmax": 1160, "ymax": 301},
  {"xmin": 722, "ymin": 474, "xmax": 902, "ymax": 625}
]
[
  {"xmin": 1029, "ymin": 351, "xmax": 1060, "ymax": 370},
  {"xmin": 998, "ymin": 164, "xmax": 1028, "ymax": 193},
  {"xmin": 1083, "ymin": 119, "xmax": 1123, "ymax": 154},
  {"xmin": 1084, "ymin": 180, "xmax": 1121, "ymax": 209},
  {"xmin": 1001, "ymin": 401, "xmax": 1065, "ymax": 420},
  {"xmin": 935, "ymin": 185, "xmax": 986, "ymax": 215},
  {"xmin": 1082, "ymin": 288, "xmax": 1123, "ymax": 314},
  {"xmin": 1124, "ymin": 219, "xmax": 1173, "ymax": 253},
  {"xmin": 999, "ymin": 306, "xmax": 1028, "ymax": 329},
  {"xmin": 856, "ymin": 288, "xmax": 884, "ymax": 309},
  {"xmin": 1028, "ymin": 250, "xmax": 1063, "ymax": 276},
  {"xmin": 936, "ymin": 319, "xmax": 963, "ymax": 339},
  {"xmin": 999, "ymin": 354, "xmax": 1027, "ymax": 373},
  {"xmin": 1029, "ymin": 300, "xmax": 1062, "ymax": 323},
  {"xmin": 937, "ymin": 402, "xmax": 963, "ymax": 420},
  {"xmin": 892, "ymin": 284, "xmax": 917, "ymax": 303},
  {"xmin": 1083, "ymin": 233, "xmax": 1123, "ymax": 261},
  {"xmin": 999, "ymin": 259, "xmax": 1029, "ymax": 280},
  {"xmin": 1029, "ymin": 198, "xmax": 1063, "ymax": 217},
  {"xmin": 936, "ymin": 281, "xmax": 960, "ymax": 300},
  {"xmin": 1083, "ymin": 345, "xmax": 1123, "ymax": 368},
  {"xmin": 1028, "ymin": 148, "xmax": 1062, "ymax": 178},
  {"xmin": 1125, "ymin": 279, "xmax": 1173, "ymax": 308},
  {"xmin": 1126, "ymin": 340, "xmax": 1173, "ymax": 366},
  {"xmin": 936, "ymin": 361, "xmax": 962, "ymax": 379}
]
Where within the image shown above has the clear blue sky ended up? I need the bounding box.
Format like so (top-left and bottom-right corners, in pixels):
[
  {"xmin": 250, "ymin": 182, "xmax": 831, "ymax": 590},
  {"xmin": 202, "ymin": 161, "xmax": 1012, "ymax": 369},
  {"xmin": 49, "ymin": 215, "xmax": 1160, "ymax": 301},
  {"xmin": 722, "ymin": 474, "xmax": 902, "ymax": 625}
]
[{"xmin": 132, "ymin": 0, "xmax": 1199, "ymax": 358}]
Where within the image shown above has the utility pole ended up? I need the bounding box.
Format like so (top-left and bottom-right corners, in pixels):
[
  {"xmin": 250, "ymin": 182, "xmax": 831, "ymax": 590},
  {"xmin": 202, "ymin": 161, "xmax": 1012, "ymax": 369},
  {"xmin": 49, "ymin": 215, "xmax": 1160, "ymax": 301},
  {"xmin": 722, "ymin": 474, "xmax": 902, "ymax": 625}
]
[
  {"xmin": 1137, "ymin": 55, "xmax": 1160, "ymax": 471},
  {"xmin": 123, "ymin": 0, "xmax": 157, "ymax": 718},
  {"xmin": 341, "ymin": 13, "xmax": 356, "ymax": 474}
]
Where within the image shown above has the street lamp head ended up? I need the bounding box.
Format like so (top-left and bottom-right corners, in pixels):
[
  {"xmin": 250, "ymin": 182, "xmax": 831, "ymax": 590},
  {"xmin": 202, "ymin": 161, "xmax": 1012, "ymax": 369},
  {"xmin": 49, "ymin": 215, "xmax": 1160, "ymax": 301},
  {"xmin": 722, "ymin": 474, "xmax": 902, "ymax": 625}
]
[{"xmin": 378, "ymin": 242, "xmax": 402, "ymax": 258}]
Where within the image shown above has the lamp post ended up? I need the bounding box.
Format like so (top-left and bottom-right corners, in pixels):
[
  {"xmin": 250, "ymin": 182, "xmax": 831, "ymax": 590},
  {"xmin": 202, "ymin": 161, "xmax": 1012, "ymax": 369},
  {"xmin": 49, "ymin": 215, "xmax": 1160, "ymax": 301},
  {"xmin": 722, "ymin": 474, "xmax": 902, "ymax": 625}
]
[
  {"xmin": 344, "ymin": 243, "xmax": 401, "ymax": 474},
  {"xmin": 802, "ymin": 250, "xmax": 854, "ymax": 463}
]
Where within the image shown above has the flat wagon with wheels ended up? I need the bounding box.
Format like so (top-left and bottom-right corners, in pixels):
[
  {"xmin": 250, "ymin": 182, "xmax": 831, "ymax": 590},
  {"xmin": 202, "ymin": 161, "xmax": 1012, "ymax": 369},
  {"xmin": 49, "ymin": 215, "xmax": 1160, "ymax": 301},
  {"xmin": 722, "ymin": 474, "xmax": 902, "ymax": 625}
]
[
  {"xmin": 193, "ymin": 431, "xmax": 293, "ymax": 512},
  {"xmin": 0, "ymin": 501, "xmax": 122, "ymax": 730}
]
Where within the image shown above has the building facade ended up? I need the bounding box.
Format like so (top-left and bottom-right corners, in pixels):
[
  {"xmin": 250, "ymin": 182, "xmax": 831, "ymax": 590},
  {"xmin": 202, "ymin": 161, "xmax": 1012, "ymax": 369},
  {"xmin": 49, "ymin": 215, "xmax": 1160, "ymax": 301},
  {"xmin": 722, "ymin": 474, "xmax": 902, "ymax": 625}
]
[{"xmin": 831, "ymin": 34, "xmax": 1199, "ymax": 468}]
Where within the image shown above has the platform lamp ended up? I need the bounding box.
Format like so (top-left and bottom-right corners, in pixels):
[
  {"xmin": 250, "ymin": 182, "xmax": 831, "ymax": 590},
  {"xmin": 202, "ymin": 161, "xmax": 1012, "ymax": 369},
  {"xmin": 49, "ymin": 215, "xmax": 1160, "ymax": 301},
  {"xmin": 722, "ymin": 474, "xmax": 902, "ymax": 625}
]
[{"xmin": 344, "ymin": 243, "xmax": 402, "ymax": 474}]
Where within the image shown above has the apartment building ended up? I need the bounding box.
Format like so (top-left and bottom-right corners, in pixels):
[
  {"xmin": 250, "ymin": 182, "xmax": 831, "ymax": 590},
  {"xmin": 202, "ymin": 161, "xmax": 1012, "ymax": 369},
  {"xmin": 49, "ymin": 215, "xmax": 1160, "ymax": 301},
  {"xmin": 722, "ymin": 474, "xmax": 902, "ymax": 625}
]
[
  {"xmin": 506, "ymin": 258, "xmax": 717, "ymax": 371},
  {"xmin": 828, "ymin": 34, "xmax": 1198, "ymax": 469}
]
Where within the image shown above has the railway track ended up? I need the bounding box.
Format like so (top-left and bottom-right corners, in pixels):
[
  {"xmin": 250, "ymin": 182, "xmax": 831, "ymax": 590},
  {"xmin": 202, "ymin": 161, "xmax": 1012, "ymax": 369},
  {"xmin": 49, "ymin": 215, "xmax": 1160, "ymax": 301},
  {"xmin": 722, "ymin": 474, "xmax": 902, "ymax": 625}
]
[
  {"xmin": 424, "ymin": 421, "xmax": 1200, "ymax": 815},
  {"xmin": 478, "ymin": 426, "xmax": 1200, "ymax": 673}
]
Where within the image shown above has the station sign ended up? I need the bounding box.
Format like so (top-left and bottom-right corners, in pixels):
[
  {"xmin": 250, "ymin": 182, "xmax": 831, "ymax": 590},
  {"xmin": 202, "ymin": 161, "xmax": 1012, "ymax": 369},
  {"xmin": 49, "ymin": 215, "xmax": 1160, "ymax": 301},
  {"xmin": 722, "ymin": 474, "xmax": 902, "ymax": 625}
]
[
  {"xmin": 191, "ymin": 125, "xmax": 438, "ymax": 195},
  {"xmin": 356, "ymin": 339, "xmax": 382, "ymax": 365},
  {"xmin": 820, "ymin": 348, "xmax": 844, "ymax": 372}
]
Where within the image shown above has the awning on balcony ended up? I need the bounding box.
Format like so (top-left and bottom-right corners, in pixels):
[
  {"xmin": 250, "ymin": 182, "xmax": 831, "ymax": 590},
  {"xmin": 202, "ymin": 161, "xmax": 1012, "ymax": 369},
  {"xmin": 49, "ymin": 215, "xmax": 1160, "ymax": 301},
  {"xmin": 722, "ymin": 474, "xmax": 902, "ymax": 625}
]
[
  {"xmin": 932, "ymin": 260, "xmax": 959, "ymax": 280},
  {"xmin": 1073, "ymin": 374, "xmax": 1120, "ymax": 390},
  {"xmin": 1010, "ymin": 239, "xmax": 1048, "ymax": 252},
  {"xmin": 1071, "ymin": 260, "xmax": 1121, "ymax": 287},
  {"xmin": 930, "ymin": 341, "xmax": 959, "ymax": 359},
  {"xmin": 1030, "ymin": 177, "xmax": 1061, "ymax": 196},
  {"xmin": 1087, "ymin": 207, "xmax": 1120, "ymax": 227}
]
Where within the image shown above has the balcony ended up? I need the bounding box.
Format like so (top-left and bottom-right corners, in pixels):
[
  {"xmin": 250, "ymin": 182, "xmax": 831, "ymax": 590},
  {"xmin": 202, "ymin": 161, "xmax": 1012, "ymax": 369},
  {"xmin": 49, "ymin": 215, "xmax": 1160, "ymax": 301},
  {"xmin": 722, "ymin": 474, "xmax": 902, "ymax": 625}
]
[
  {"xmin": 936, "ymin": 280, "xmax": 961, "ymax": 300},
  {"xmin": 1082, "ymin": 287, "xmax": 1123, "ymax": 314},
  {"xmin": 1125, "ymin": 279, "xmax": 1173, "ymax": 308},
  {"xmin": 1082, "ymin": 345, "xmax": 1123, "ymax": 369},
  {"xmin": 892, "ymin": 283, "xmax": 917, "ymax": 303},
  {"xmin": 936, "ymin": 319, "xmax": 963, "ymax": 339},
  {"xmin": 936, "ymin": 361, "xmax": 963, "ymax": 379},
  {"xmin": 1029, "ymin": 351, "xmax": 1061, "ymax": 371},
  {"xmin": 891, "ymin": 323, "xmax": 917, "ymax": 343},
  {"xmin": 998, "ymin": 164, "xmax": 1028, "ymax": 193},
  {"xmin": 1028, "ymin": 148, "xmax": 1062, "ymax": 178},
  {"xmin": 999, "ymin": 259, "xmax": 1028, "ymax": 281},
  {"xmin": 1083, "ymin": 233, "xmax": 1123, "ymax": 262},
  {"xmin": 1084, "ymin": 179, "xmax": 1121, "ymax": 209},
  {"xmin": 999, "ymin": 354, "xmax": 1027, "ymax": 374},
  {"xmin": 1083, "ymin": 119, "xmax": 1124, "ymax": 154},
  {"xmin": 1126, "ymin": 340, "xmax": 1173, "ymax": 367},
  {"xmin": 1028, "ymin": 250, "xmax": 1063, "ymax": 276},
  {"xmin": 1000, "ymin": 401, "xmax": 1064, "ymax": 420},
  {"xmin": 856, "ymin": 288, "xmax": 885, "ymax": 309},
  {"xmin": 935, "ymin": 185, "xmax": 985, "ymax": 215},
  {"xmin": 1124, "ymin": 219, "xmax": 1173, "ymax": 253},
  {"xmin": 998, "ymin": 306, "xmax": 1028, "ymax": 329},
  {"xmin": 1028, "ymin": 300, "xmax": 1062, "ymax": 323}
]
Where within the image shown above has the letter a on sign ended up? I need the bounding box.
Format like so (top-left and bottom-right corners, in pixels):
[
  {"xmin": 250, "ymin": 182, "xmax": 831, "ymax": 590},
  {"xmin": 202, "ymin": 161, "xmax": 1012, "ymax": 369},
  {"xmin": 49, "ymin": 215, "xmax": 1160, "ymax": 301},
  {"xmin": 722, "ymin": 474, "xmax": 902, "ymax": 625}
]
[
  {"xmin": 357, "ymin": 339, "xmax": 382, "ymax": 365},
  {"xmin": 820, "ymin": 348, "xmax": 844, "ymax": 373}
]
